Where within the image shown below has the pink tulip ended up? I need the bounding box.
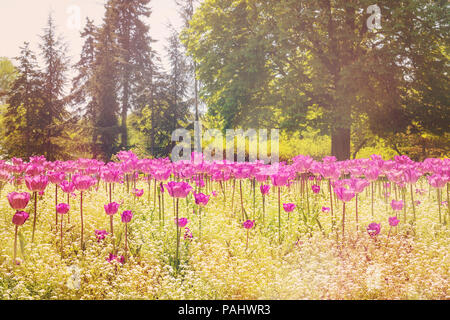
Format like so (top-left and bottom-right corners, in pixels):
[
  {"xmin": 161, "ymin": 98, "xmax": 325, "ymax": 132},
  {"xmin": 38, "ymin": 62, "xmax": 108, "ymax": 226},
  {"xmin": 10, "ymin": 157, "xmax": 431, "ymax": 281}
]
[
  {"xmin": 260, "ymin": 184, "xmax": 270, "ymax": 195},
  {"xmin": 152, "ymin": 168, "xmax": 172, "ymax": 181},
  {"xmin": 334, "ymin": 187, "xmax": 355, "ymax": 202},
  {"xmin": 165, "ymin": 181, "xmax": 192, "ymax": 198},
  {"xmin": 311, "ymin": 185, "xmax": 320, "ymax": 194},
  {"xmin": 121, "ymin": 210, "xmax": 133, "ymax": 223},
  {"xmin": 7, "ymin": 192, "xmax": 31, "ymax": 210},
  {"xmin": 104, "ymin": 202, "xmax": 120, "ymax": 215},
  {"xmin": 48, "ymin": 171, "xmax": 66, "ymax": 184},
  {"xmin": 25, "ymin": 175, "xmax": 48, "ymax": 192},
  {"xmin": 283, "ymin": 203, "xmax": 296, "ymax": 212},
  {"xmin": 72, "ymin": 175, "xmax": 96, "ymax": 191},
  {"xmin": 243, "ymin": 219, "xmax": 255, "ymax": 229},
  {"xmin": 193, "ymin": 192, "xmax": 210, "ymax": 206},
  {"xmin": 271, "ymin": 173, "xmax": 290, "ymax": 187},
  {"xmin": 56, "ymin": 203, "xmax": 70, "ymax": 215},
  {"xmin": 12, "ymin": 211, "xmax": 29, "ymax": 226},
  {"xmin": 320, "ymin": 164, "xmax": 340, "ymax": 180},
  {"xmin": 133, "ymin": 189, "xmax": 144, "ymax": 197},
  {"xmin": 175, "ymin": 217, "xmax": 189, "ymax": 228},
  {"xmin": 95, "ymin": 229, "xmax": 109, "ymax": 242},
  {"xmin": 59, "ymin": 180, "xmax": 75, "ymax": 194},
  {"xmin": 403, "ymin": 168, "xmax": 421, "ymax": 184},
  {"xmin": 388, "ymin": 216, "xmax": 400, "ymax": 227},
  {"xmin": 350, "ymin": 178, "xmax": 370, "ymax": 193},
  {"xmin": 107, "ymin": 253, "xmax": 124, "ymax": 264},
  {"xmin": 364, "ymin": 167, "xmax": 380, "ymax": 181},
  {"xmin": 322, "ymin": 206, "xmax": 330, "ymax": 213},
  {"xmin": 428, "ymin": 174, "xmax": 447, "ymax": 188},
  {"xmin": 390, "ymin": 200, "xmax": 404, "ymax": 211},
  {"xmin": 25, "ymin": 164, "xmax": 44, "ymax": 176},
  {"xmin": 367, "ymin": 223, "xmax": 381, "ymax": 237}
]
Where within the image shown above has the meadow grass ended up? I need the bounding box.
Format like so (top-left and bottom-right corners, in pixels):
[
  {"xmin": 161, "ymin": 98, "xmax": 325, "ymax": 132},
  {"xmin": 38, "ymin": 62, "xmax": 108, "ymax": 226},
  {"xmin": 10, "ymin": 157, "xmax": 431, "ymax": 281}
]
[{"xmin": 0, "ymin": 178, "xmax": 448, "ymax": 299}]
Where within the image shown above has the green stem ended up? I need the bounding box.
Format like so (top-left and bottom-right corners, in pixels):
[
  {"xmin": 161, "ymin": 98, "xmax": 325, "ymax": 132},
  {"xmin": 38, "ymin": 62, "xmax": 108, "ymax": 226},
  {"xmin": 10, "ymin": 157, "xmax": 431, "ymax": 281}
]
[
  {"xmin": 60, "ymin": 214, "xmax": 63, "ymax": 258},
  {"xmin": 262, "ymin": 194, "xmax": 265, "ymax": 225},
  {"xmin": 80, "ymin": 191, "xmax": 84, "ymax": 250},
  {"xmin": 55, "ymin": 185, "xmax": 58, "ymax": 232},
  {"xmin": 175, "ymin": 198, "xmax": 180, "ymax": 270},
  {"xmin": 410, "ymin": 184, "xmax": 416, "ymax": 221},
  {"xmin": 355, "ymin": 194, "xmax": 359, "ymax": 233},
  {"xmin": 278, "ymin": 187, "xmax": 281, "ymax": 243},
  {"xmin": 342, "ymin": 202, "xmax": 346, "ymax": 240},
  {"xmin": 124, "ymin": 223, "xmax": 128, "ymax": 261},
  {"xmin": 199, "ymin": 206, "xmax": 202, "ymax": 240},
  {"xmin": 13, "ymin": 225, "xmax": 18, "ymax": 265},
  {"xmin": 31, "ymin": 192, "xmax": 37, "ymax": 243}
]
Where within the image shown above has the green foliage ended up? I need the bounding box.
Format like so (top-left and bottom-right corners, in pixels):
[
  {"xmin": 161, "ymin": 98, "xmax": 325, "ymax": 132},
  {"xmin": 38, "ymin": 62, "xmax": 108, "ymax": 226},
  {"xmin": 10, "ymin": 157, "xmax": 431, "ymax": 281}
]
[
  {"xmin": 183, "ymin": 0, "xmax": 449, "ymax": 160},
  {"xmin": 0, "ymin": 58, "xmax": 17, "ymax": 103},
  {"xmin": 3, "ymin": 43, "xmax": 47, "ymax": 159},
  {"xmin": 130, "ymin": 28, "xmax": 192, "ymax": 158}
]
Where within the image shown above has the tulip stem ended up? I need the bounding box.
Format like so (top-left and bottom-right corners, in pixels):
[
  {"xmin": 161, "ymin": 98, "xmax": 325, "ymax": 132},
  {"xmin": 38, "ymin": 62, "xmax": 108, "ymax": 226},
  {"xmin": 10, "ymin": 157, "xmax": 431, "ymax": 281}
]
[
  {"xmin": 55, "ymin": 185, "xmax": 58, "ymax": 232},
  {"xmin": 410, "ymin": 184, "xmax": 416, "ymax": 221},
  {"xmin": 162, "ymin": 190, "xmax": 165, "ymax": 226},
  {"xmin": 342, "ymin": 202, "xmax": 346, "ymax": 240},
  {"xmin": 124, "ymin": 223, "xmax": 128, "ymax": 262},
  {"xmin": 199, "ymin": 206, "xmax": 202, "ymax": 240},
  {"xmin": 278, "ymin": 187, "xmax": 281, "ymax": 243},
  {"xmin": 231, "ymin": 180, "xmax": 235, "ymax": 213},
  {"xmin": 252, "ymin": 178, "xmax": 256, "ymax": 218},
  {"xmin": 305, "ymin": 178, "xmax": 310, "ymax": 217},
  {"xmin": 60, "ymin": 215, "xmax": 63, "ymax": 258},
  {"xmin": 13, "ymin": 225, "xmax": 18, "ymax": 265},
  {"xmin": 31, "ymin": 192, "xmax": 37, "ymax": 243},
  {"xmin": 355, "ymin": 194, "xmax": 359, "ymax": 233},
  {"xmin": 239, "ymin": 180, "xmax": 245, "ymax": 221},
  {"xmin": 328, "ymin": 180, "xmax": 334, "ymax": 230},
  {"xmin": 175, "ymin": 198, "xmax": 180, "ymax": 270},
  {"xmin": 80, "ymin": 191, "xmax": 84, "ymax": 250},
  {"xmin": 437, "ymin": 188, "xmax": 441, "ymax": 224},
  {"xmin": 67, "ymin": 192, "xmax": 70, "ymax": 224},
  {"xmin": 262, "ymin": 194, "xmax": 265, "ymax": 225},
  {"xmin": 158, "ymin": 186, "xmax": 161, "ymax": 225},
  {"xmin": 371, "ymin": 182, "xmax": 374, "ymax": 218}
]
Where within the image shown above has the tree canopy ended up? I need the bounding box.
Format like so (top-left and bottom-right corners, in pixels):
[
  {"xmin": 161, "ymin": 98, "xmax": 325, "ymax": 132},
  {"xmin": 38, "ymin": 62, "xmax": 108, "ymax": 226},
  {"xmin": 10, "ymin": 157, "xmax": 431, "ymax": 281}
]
[{"xmin": 182, "ymin": 0, "xmax": 449, "ymax": 160}]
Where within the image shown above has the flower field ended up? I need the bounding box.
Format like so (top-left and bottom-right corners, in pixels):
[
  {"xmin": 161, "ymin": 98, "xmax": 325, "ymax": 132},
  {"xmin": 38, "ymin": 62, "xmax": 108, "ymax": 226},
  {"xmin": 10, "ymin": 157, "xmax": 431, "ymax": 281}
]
[{"xmin": 0, "ymin": 151, "xmax": 448, "ymax": 300}]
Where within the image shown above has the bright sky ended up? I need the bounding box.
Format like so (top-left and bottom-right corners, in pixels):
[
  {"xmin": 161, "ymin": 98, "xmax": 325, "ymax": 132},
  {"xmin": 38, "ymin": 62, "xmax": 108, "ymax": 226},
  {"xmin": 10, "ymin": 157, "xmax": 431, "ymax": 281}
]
[{"xmin": 0, "ymin": 0, "xmax": 184, "ymax": 71}]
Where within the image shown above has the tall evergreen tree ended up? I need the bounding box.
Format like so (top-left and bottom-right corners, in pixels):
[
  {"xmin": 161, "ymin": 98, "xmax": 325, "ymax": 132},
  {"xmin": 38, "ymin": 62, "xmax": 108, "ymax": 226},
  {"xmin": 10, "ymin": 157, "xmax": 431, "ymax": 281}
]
[
  {"xmin": 3, "ymin": 43, "xmax": 45, "ymax": 158},
  {"xmin": 70, "ymin": 18, "xmax": 99, "ymax": 156},
  {"xmin": 165, "ymin": 28, "xmax": 191, "ymax": 154},
  {"xmin": 39, "ymin": 14, "xmax": 70, "ymax": 160},
  {"xmin": 91, "ymin": 2, "xmax": 121, "ymax": 161},
  {"xmin": 177, "ymin": 0, "xmax": 201, "ymax": 151},
  {"xmin": 106, "ymin": 0, "xmax": 154, "ymax": 150}
]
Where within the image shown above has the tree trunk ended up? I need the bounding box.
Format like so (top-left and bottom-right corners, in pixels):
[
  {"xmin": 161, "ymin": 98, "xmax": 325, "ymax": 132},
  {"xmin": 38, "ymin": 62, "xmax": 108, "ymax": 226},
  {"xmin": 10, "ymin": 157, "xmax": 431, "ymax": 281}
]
[{"xmin": 331, "ymin": 128, "xmax": 350, "ymax": 160}]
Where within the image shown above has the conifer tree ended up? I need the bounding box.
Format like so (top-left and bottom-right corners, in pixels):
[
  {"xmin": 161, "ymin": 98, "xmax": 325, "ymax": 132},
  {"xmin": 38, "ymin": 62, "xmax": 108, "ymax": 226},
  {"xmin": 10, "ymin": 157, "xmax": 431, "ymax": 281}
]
[
  {"xmin": 91, "ymin": 2, "xmax": 121, "ymax": 161},
  {"xmin": 3, "ymin": 43, "xmax": 45, "ymax": 158},
  {"xmin": 70, "ymin": 18, "xmax": 99, "ymax": 156},
  {"xmin": 38, "ymin": 14, "xmax": 70, "ymax": 160},
  {"xmin": 106, "ymin": 0, "xmax": 155, "ymax": 150}
]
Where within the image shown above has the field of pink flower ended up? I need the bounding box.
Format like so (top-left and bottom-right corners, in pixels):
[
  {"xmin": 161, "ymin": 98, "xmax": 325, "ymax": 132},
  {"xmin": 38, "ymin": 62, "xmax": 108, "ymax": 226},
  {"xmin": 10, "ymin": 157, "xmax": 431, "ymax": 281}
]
[{"xmin": 0, "ymin": 152, "xmax": 448, "ymax": 299}]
